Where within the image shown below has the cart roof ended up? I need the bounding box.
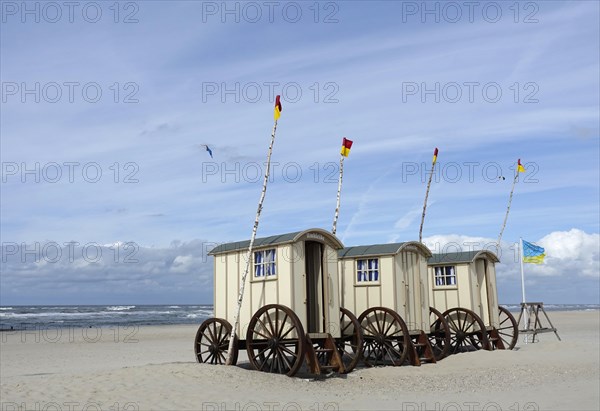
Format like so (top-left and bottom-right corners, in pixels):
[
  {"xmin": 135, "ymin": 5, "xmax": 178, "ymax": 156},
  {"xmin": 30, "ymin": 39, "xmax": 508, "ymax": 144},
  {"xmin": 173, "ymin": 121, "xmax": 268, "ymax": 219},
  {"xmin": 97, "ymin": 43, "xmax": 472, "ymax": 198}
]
[
  {"xmin": 428, "ymin": 250, "xmax": 499, "ymax": 265},
  {"xmin": 338, "ymin": 241, "xmax": 432, "ymax": 259},
  {"xmin": 208, "ymin": 228, "xmax": 344, "ymax": 255}
]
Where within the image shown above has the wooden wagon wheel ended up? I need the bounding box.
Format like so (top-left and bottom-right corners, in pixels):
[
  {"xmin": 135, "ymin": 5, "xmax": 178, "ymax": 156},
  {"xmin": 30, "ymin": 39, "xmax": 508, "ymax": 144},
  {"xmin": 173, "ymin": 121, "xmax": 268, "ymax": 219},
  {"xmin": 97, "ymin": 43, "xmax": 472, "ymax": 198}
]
[
  {"xmin": 194, "ymin": 318, "xmax": 238, "ymax": 365},
  {"xmin": 496, "ymin": 306, "xmax": 519, "ymax": 350},
  {"xmin": 246, "ymin": 304, "xmax": 306, "ymax": 377},
  {"xmin": 358, "ymin": 307, "xmax": 410, "ymax": 367},
  {"xmin": 428, "ymin": 306, "xmax": 451, "ymax": 360},
  {"xmin": 442, "ymin": 308, "xmax": 490, "ymax": 353},
  {"xmin": 336, "ymin": 307, "xmax": 364, "ymax": 373}
]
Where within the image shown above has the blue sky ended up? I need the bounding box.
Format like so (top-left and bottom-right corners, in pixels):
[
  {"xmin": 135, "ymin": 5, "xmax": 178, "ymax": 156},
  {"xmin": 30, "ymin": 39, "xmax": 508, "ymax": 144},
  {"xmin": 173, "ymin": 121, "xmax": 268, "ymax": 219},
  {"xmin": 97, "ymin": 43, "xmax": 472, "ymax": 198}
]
[{"xmin": 1, "ymin": 1, "xmax": 598, "ymax": 305}]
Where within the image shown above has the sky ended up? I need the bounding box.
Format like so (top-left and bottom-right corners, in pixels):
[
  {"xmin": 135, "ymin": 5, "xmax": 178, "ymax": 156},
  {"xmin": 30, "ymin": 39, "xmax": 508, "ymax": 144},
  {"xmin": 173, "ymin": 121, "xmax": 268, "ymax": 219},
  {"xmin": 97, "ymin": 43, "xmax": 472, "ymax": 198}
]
[{"xmin": 1, "ymin": 1, "xmax": 598, "ymax": 306}]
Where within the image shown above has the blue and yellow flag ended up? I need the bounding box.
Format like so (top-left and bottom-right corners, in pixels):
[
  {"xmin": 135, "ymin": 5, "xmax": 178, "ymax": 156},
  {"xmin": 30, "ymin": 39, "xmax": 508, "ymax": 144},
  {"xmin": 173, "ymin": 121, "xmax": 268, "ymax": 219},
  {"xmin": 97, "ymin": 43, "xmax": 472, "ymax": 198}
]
[{"xmin": 523, "ymin": 240, "xmax": 545, "ymax": 264}]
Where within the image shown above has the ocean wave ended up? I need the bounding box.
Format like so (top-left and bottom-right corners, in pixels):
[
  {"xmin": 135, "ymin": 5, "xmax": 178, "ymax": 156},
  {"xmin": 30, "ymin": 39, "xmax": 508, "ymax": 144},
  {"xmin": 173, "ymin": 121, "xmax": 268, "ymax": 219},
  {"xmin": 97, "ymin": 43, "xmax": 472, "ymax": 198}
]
[
  {"xmin": 106, "ymin": 306, "xmax": 136, "ymax": 311},
  {"xmin": 168, "ymin": 306, "xmax": 181, "ymax": 309},
  {"xmin": 0, "ymin": 307, "xmax": 13, "ymax": 311}
]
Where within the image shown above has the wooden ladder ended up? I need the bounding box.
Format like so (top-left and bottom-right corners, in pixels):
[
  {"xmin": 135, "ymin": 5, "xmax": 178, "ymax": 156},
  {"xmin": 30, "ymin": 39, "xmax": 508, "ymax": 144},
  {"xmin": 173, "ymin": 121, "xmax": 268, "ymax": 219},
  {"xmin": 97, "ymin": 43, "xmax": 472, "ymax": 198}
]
[
  {"xmin": 408, "ymin": 331, "xmax": 437, "ymax": 366},
  {"xmin": 305, "ymin": 333, "xmax": 346, "ymax": 375},
  {"xmin": 488, "ymin": 328, "xmax": 506, "ymax": 349}
]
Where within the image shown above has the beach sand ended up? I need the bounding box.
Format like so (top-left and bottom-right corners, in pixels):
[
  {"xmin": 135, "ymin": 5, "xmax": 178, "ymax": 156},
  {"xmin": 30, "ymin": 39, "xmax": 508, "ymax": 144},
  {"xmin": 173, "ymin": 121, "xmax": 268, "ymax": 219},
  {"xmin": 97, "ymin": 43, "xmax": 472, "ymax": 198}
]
[{"xmin": 1, "ymin": 311, "xmax": 598, "ymax": 411}]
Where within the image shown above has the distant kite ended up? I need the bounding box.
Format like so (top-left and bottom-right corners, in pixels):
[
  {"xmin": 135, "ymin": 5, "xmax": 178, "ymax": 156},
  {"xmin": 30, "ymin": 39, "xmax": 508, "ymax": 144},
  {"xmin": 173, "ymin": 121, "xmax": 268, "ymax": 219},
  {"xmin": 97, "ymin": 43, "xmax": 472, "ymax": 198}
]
[{"xmin": 202, "ymin": 145, "xmax": 213, "ymax": 158}]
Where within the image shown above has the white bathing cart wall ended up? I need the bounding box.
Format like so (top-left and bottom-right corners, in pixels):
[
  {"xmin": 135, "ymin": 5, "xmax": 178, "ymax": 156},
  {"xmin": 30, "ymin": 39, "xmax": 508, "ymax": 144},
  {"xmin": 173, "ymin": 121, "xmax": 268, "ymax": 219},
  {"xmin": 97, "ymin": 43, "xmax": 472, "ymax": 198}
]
[
  {"xmin": 337, "ymin": 242, "xmax": 433, "ymax": 334},
  {"xmin": 428, "ymin": 250, "xmax": 500, "ymax": 328},
  {"xmin": 209, "ymin": 228, "xmax": 345, "ymax": 339}
]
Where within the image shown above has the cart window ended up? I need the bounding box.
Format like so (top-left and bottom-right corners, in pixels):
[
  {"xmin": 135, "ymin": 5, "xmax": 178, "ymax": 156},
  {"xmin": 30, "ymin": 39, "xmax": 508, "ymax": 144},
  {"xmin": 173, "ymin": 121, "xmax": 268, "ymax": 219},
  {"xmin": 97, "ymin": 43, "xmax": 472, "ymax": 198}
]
[
  {"xmin": 357, "ymin": 258, "xmax": 379, "ymax": 283},
  {"xmin": 254, "ymin": 249, "xmax": 277, "ymax": 278},
  {"xmin": 434, "ymin": 265, "xmax": 456, "ymax": 286}
]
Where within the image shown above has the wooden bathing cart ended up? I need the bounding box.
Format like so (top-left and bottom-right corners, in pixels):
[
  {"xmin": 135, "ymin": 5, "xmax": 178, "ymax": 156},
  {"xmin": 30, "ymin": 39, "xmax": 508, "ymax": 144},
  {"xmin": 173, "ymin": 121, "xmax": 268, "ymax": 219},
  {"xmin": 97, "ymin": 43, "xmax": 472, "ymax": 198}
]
[
  {"xmin": 337, "ymin": 242, "xmax": 451, "ymax": 366},
  {"xmin": 428, "ymin": 250, "xmax": 519, "ymax": 353},
  {"xmin": 194, "ymin": 228, "xmax": 364, "ymax": 376}
]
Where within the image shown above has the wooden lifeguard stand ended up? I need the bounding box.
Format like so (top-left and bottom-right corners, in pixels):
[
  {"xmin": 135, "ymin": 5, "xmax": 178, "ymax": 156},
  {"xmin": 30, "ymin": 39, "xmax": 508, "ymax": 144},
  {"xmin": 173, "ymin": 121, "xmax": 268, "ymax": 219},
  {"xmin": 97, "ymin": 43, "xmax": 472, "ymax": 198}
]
[{"xmin": 516, "ymin": 302, "xmax": 561, "ymax": 342}]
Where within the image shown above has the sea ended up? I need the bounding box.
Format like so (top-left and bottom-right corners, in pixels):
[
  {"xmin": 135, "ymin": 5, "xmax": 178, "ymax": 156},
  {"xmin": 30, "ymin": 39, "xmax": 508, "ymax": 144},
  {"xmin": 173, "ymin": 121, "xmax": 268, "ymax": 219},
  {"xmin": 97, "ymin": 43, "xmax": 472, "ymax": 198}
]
[
  {"xmin": 0, "ymin": 305, "xmax": 214, "ymax": 330},
  {"xmin": 0, "ymin": 304, "xmax": 598, "ymax": 330}
]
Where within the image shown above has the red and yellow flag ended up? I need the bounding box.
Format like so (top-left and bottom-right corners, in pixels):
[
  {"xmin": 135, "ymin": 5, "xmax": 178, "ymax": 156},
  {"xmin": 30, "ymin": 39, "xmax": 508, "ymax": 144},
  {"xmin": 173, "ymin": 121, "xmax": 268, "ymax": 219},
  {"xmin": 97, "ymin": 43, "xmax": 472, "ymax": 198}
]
[
  {"xmin": 432, "ymin": 148, "xmax": 439, "ymax": 164},
  {"xmin": 274, "ymin": 95, "xmax": 282, "ymax": 120},
  {"xmin": 340, "ymin": 138, "xmax": 353, "ymax": 157},
  {"xmin": 517, "ymin": 159, "xmax": 525, "ymax": 173}
]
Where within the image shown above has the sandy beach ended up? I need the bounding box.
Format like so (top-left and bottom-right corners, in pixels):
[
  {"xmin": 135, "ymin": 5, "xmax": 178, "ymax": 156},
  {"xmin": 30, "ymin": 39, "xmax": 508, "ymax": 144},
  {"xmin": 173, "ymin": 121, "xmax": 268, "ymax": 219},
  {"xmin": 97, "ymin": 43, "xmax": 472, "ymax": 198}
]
[{"xmin": 1, "ymin": 310, "xmax": 598, "ymax": 411}]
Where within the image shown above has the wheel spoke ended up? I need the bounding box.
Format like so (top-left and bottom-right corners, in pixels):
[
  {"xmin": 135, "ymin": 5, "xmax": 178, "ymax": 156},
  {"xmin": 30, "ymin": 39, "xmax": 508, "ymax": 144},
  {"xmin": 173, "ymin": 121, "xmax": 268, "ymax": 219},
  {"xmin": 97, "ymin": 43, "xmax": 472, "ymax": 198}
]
[
  {"xmin": 258, "ymin": 349, "xmax": 274, "ymax": 371},
  {"xmin": 279, "ymin": 324, "xmax": 296, "ymax": 340},
  {"xmin": 264, "ymin": 310, "xmax": 276, "ymax": 337},
  {"xmin": 382, "ymin": 340, "xmax": 402, "ymax": 360},
  {"xmin": 383, "ymin": 316, "xmax": 396, "ymax": 336},
  {"xmin": 278, "ymin": 347, "xmax": 294, "ymax": 370},
  {"xmin": 363, "ymin": 317, "xmax": 379, "ymax": 336},
  {"xmin": 251, "ymin": 328, "xmax": 271, "ymax": 340},
  {"xmin": 448, "ymin": 318, "xmax": 460, "ymax": 332},
  {"xmin": 255, "ymin": 317, "xmax": 273, "ymax": 339},
  {"xmin": 463, "ymin": 320, "xmax": 476, "ymax": 333},
  {"xmin": 279, "ymin": 344, "xmax": 296, "ymax": 357},
  {"xmin": 206, "ymin": 324, "xmax": 216, "ymax": 343},
  {"xmin": 216, "ymin": 324, "xmax": 223, "ymax": 345},
  {"xmin": 277, "ymin": 313, "xmax": 289, "ymax": 337},
  {"xmin": 217, "ymin": 351, "xmax": 226, "ymax": 364}
]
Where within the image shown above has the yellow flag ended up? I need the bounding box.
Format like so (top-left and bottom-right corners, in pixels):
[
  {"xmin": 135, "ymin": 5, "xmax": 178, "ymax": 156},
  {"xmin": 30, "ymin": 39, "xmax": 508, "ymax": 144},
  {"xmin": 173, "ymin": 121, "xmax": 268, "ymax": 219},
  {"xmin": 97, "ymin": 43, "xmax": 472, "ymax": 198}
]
[{"xmin": 274, "ymin": 95, "xmax": 282, "ymax": 120}]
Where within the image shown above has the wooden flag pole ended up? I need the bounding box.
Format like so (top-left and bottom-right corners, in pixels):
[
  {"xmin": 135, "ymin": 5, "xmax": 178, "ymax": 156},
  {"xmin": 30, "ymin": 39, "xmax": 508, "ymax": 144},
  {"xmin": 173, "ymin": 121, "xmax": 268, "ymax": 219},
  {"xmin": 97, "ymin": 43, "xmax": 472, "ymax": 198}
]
[
  {"xmin": 419, "ymin": 148, "xmax": 438, "ymax": 243},
  {"xmin": 497, "ymin": 166, "xmax": 519, "ymax": 245},
  {"xmin": 225, "ymin": 107, "xmax": 280, "ymax": 365},
  {"xmin": 332, "ymin": 154, "xmax": 344, "ymax": 235}
]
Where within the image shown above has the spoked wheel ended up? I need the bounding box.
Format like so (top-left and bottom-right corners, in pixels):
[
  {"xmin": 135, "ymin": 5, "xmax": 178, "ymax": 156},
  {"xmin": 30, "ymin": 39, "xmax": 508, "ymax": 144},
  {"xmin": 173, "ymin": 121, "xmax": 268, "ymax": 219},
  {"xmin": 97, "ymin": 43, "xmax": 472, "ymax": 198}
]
[
  {"xmin": 246, "ymin": 304, "xmax": 306, "ymax": 376},
  {"xmin": 336, "ymin": 307, "xmax": 364, "ymax": 373},
  {"xmin": 358, "ymin": 307, "xmax": 410, "ymax": 366},
  {"xmin": 194, "ymin": 318, "xmax": 238, "ymax": 365},
  {"xmin": 496, "ymin": 306, "xmax": 519, "ymax": 350},
  {"xmin": 428, "ymin": 307, "xmax": 451, "ymax": 360},
  {"xmin": 442, "ymin": 308, "xmax": 490, "ymax": 354}
]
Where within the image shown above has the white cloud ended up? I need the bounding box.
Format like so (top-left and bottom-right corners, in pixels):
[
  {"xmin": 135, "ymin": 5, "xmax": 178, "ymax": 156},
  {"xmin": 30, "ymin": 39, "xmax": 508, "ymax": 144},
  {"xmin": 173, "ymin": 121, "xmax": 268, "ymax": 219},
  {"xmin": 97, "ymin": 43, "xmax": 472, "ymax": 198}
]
[
  {"xmin": 536, "ymin": 229, "xmax": 600, "ymax": 278},
  {"xmin": 0, "ymin": 240, "xmax": 215, "ymax": 305}
]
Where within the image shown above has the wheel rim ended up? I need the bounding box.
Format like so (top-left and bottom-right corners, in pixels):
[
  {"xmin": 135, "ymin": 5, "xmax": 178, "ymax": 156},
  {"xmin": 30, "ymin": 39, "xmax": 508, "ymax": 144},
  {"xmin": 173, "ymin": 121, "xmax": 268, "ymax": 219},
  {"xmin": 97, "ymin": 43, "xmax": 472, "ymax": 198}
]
[
  {"xmin": 428, "ymin": 306, "xmax": 451, "ymax": 360},
  {"xmin": 358, "ymin": 307, "xmax": 410, "ymax": 366},
  {"xmin": 497, "ymin": 306, "xmax": 519, "ymax": 350},
  {"xmin": 246, "ymin": 304, "xmax": 306, "ymax": 376},
  {"xmin": 337, "ymin": 307, "xmax": 364, "ymax": 373},
  {"xmin": 194, "ymin": 318, "xmax": 237, "ymax": 365},
  {"xmin": 442, "ymin": 308, "xmax": 490, "ymax": 354}
]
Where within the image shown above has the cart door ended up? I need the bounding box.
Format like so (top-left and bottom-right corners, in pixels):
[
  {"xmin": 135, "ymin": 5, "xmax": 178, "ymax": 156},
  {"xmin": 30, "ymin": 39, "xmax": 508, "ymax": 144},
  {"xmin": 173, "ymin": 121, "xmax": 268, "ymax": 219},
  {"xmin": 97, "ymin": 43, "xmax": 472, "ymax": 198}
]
[
  {"xmin": 474, "ymin": 259, "xmax": 489, "ymax": 324},
  {"xmin": 484, "ymin": 259, "xmax": 499, "ymax": 327},
  {"xmin": 305, "ymin": 241, "xmax": 325, "ymax": 333}
]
